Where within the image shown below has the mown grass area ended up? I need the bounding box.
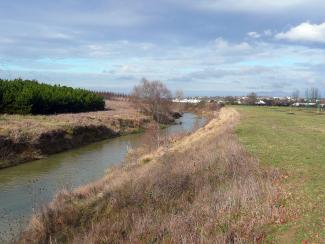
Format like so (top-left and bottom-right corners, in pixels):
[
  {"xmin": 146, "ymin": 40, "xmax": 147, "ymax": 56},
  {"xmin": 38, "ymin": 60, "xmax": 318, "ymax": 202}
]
[{"xmin": 235, "ymin": 106, "xmax": 325, "ymax": 243}]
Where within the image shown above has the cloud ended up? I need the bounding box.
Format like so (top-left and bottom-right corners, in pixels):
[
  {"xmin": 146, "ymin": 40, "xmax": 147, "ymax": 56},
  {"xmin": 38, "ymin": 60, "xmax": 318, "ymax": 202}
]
[
  {"xmin": 275, "ymin": 22, "xmax": 325, "ymax": 43},
  {"xmin": 264, "ymin": 30, "xmax": 273, "ymax": 36},
  {"xmin": 247, "ymin": 30, "xmax": 273, "ymax": 39},
  {"xmin": 214, "ymin": 38, "xmax": 251, "ymax": 51},
  {"xmin": 1, "ymin": 0, "xmax": 325, "ymax": 95},
  {"xmin": 179, "ymin": 0, "xmax": 324, "ymax": 13},
  {"xmin": 2, "ymin": 37, "xmax": 325, "ymax": 95},
  {"xmin": 247, "ymin": 32, "xmax": 261, "ymax": 38}
]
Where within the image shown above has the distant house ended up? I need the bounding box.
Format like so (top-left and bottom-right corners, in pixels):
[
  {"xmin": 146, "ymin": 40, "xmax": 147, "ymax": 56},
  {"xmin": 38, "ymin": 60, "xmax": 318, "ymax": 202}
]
[
  {"xmin": 255, "ymin": 100, "xmax": 266, "ymax": 106},
  {"xmin": 292, "ymin": 102, "xmax": 317, "ymax": 107},
  {"xmin": 173, "ymin": 98, "xmax": 201, "ymax": 104}
]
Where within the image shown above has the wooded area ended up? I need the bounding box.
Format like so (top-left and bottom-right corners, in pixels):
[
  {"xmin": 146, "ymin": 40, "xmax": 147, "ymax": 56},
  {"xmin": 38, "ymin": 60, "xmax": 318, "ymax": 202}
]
[{"xmin": 0, "ymin": 79, "xmax": 105, "ymax": 114}]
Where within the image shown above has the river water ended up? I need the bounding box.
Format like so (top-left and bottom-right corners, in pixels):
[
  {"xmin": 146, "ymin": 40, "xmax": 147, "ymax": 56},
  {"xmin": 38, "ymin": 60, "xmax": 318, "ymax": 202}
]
[{"xmin": 0, "ymin": 113, "xmax": 205, "ymax": 242}]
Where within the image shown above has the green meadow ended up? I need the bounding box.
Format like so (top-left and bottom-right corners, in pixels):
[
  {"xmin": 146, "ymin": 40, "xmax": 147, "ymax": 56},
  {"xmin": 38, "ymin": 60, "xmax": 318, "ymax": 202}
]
[{"xmin": 235, "ymin": 106, "xmax": 325, "ymax": 243}]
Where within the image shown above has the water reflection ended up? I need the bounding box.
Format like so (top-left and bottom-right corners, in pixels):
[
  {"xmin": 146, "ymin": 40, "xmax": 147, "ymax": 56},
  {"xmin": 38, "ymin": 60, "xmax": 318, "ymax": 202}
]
[{"xmin": 0, "ymin": 113, "xmax": 205, "ymax": 242}]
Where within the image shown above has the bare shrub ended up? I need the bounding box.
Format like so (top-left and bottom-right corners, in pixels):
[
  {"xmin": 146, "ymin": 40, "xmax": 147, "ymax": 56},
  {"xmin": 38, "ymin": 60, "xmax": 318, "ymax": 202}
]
[
  {"xmin": 131, "ymin": 78, "xmax": 173, "ymax": 123},
  {"xmin": 139, "ymin": 122, "xmax": 161, "ymax": 151}
]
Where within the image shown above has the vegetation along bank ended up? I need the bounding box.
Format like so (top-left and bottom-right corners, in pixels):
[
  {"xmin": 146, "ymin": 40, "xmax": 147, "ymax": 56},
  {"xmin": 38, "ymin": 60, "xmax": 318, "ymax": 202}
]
[
  {"xmin": 19, "ymin": 107, "xmax": 285, "ymax": 243},
  {"xmin": 0, "ymin": 100, "xmax": 150, "ymax": 169},
  {"xmin": 0, "ymin": 79, "xmax": 178, "ymax": 169}
]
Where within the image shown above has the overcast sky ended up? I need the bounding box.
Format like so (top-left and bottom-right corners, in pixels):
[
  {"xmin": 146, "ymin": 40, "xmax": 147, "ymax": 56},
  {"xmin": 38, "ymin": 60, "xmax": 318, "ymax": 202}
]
[{"xmin": 1, "ymin": 0, "xmax": 325, "ymax": 96}]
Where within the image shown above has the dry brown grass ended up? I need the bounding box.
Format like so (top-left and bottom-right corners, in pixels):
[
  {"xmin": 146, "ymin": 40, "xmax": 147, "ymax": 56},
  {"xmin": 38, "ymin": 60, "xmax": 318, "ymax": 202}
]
[
  {"xmin": 19, "ymin": 108, "xmax": 284, "ymax": 244},
  {"xmin": 0, "ymin": 100, "xmax": 150, "ymax": 168},
  {"xmin": 0, "ymin": 100, "xmax": 145, "ymax": 140}
]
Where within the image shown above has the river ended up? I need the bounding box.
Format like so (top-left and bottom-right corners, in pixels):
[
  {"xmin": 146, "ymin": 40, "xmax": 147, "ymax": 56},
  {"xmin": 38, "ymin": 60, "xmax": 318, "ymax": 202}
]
[{"xmin": 0, "ymin": 113, "xmax": 205, "ymax": 242}]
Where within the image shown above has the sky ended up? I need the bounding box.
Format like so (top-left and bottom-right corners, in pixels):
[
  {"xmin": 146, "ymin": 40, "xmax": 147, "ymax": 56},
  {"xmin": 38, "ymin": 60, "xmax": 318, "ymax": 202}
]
[{"xmin": 0, "ymin": 0, "xmax": 325, "ymax": 96}]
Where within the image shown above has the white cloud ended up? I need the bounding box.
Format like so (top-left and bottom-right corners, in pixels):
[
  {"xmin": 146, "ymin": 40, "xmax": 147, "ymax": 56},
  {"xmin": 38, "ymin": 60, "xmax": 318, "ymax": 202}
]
[
  {"xmin": 247, "ymin": 30, "xmax": 273, "ymax": 39},
  {"xmin": 275, "ymin": 22, "xmax": 325, "ymax": 43},
  {"xmin": 2, "ymin": 35, "xmax": 325, "ymax": 95},
  {"xmin": 247, "ymin": 32, "xmax": 261, "ymax": 38},
  {"xmin": 215, "ymin": 38, "xmax": 251, "ymax": 51}
]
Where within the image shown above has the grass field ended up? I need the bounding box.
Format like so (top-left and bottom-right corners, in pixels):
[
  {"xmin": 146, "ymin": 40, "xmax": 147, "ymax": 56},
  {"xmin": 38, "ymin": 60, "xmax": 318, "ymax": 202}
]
[{"xmin": 235, "ymin": 106, "xmax": 325, "ymax": 243}]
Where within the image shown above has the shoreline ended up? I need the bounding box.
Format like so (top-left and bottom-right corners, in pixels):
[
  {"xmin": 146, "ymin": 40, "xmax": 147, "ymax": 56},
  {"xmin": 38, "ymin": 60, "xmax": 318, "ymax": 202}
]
[
  {"xmin": 0, "ymin": 112, "xmax": 199, "ymax": 243},
  {"xmin": 0, "ymin": 118, "xmax": 149, "ymax": 169},
  {"xmin": 0, "ymin": 100, "xmax": 151, "ymax": 169},
  {"xmin": 19, "ymin": 107, "xmax": 284, "ymax": 243}
]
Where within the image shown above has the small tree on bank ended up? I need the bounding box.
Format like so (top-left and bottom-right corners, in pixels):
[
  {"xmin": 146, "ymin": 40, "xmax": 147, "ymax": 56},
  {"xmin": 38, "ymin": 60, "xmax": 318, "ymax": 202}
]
[{"xmin": 131, "ymin": 78, "xmax": 172, "ymax": 123}]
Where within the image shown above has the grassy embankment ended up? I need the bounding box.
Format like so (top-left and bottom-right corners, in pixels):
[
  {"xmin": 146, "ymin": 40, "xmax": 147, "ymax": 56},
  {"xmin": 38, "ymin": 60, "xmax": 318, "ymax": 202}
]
[
  {"xmin": 19, "ymin": 107, "xmax": 284, "ymax": 243},
  {"xmin": 235, "ymin": 106, "xmax": 325, "ymax": 243},
  {"xmin": 0, "ymin": 100, "xmax": 149, "ymax": 169}
]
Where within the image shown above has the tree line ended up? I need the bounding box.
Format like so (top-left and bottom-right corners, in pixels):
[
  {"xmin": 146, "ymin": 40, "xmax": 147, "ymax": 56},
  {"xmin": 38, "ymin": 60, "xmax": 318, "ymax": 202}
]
[
  {"xmin": 93, "ymin": 91, "xmax": 129, "ymax": 100},
  {"xmin": 0, "ymin": 79, "xmax": 105, "ymax": 114}
]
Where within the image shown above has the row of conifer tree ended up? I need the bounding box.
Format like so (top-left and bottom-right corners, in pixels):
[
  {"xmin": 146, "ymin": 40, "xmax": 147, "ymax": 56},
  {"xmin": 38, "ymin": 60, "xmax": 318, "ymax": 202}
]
[{"xmin": 0, "ymin": 79, "xmax": 105, "ymax": 114}]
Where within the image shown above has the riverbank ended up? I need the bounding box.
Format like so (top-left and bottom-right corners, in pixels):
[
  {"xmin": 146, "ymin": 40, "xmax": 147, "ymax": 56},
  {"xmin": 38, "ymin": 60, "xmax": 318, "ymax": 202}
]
[
  {"xmin": 19, "ymin": 107, "xmax": 285, "ymax": 243},
  {"xmin": 0, "ymin": 100, "xmax": 150, "ymax": 169},
  {"xmin": 0, "ymin": 112, "xmax": 203, "ymax": 243}
]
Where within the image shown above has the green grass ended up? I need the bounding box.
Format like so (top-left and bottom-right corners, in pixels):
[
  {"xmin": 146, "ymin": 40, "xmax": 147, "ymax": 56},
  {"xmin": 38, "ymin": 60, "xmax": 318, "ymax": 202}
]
[{"xmin": 235, "ymin": 106, "xmax": 325, "ymax": 243}]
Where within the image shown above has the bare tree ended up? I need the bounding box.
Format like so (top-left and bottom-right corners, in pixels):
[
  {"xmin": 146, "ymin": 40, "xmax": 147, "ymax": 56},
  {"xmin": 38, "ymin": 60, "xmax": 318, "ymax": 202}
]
[
  {"xmin": 305, "ymin": 87, "xmax": 320, "ymax": 103},
  {"xmin": 131, "ymin": 78, "xmax": 172, "ymax": 123},
  {"xmin": 175, "ymin": 89, "xmax": 184, "ymax": 112},
  {"xmin": 175, "ymin": 90, "xmax": 184, "ymax": 101},
  {"xmin": 246, "ymin": 92, "xmax": 257, "ymax": 105},
  {"xmin": 292, "ymin": 89, "xmax": 300, "ymax": 102}
]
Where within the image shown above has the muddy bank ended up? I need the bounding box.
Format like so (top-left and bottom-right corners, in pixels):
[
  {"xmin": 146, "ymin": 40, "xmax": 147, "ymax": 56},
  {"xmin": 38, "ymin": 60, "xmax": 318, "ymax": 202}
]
[{"xmin": 0, "ymin": 117, "xmax": 149, "ymax": 169}]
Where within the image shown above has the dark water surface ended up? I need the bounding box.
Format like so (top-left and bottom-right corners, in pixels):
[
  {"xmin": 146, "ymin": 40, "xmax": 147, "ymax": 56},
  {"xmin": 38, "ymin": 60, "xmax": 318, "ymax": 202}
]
[{"xmin": 0, "ymin": 113, "xmax": 205, "ymax": 242}]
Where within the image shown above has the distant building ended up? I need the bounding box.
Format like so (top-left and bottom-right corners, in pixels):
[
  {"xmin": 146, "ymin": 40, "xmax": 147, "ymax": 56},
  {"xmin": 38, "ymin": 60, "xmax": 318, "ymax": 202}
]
[
  {"xmin": 255, "ymin": 100, "xmax": 266, "ymax": 105},
  {"xmin": 292, "ymin": 102, "xmax": 317, "ymax": 107},
  {"xmin": 173, "ymin": 98, "xmax": 201, "ymax": 104}
]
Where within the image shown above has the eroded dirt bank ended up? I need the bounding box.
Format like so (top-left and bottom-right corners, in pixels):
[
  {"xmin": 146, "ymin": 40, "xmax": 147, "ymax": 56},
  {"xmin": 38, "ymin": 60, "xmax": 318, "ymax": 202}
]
[{"xmin": 0, "ymin": 100, "xmax": 150, "ymax": 169}]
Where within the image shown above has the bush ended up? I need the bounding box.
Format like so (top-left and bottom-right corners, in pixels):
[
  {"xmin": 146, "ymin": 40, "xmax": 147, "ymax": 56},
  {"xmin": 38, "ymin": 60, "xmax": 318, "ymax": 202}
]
[
  {"xmin": 131, "ymin": 78, "xmax": 172, "ymax": 123},
  {"xmin": 0, "ymin": 79, "xmax": 105, "ymax": 114}
]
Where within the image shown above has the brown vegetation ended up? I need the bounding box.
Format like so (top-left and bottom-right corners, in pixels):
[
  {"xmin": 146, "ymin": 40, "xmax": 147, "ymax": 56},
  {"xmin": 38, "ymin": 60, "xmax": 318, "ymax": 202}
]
[
  {"xmin": 184, "ymin": 101, "xmax": 224, "ymax": 120},
  {"xmin": 131, "ymin": 79, "xmax": 174, "ymax": 124},
  {"xmin": 0, "ymin": 100, "xmax": 150, "ymax": 168},
  {"xmin": 19, "ymin": 107, "xmax": 284, "ymax": 243}
]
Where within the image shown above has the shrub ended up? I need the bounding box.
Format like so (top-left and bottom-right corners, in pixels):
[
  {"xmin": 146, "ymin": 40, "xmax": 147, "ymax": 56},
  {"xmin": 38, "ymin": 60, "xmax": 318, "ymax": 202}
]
[
  {"xmin": 0, "ymin": 79, "xmax": 105, "ymax": 114},
  {"xmin": 131, "ymin": 78, "xmax": 173, "ymax": 123}
]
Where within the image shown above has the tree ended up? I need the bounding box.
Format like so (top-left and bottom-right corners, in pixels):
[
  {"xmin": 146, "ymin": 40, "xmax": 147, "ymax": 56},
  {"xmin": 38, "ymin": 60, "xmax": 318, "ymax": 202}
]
[
  {"xmin": 224, "ymin": 96, "xmax": 236, "ymax": 105},
  {"xmin": 246, "ymin": 92, "xmax": 257, "ymax": 105},
  {"xmin": 131, "ymin": 78, "xmax": 172, "ymax": 123},
  {"xmin": 175, "ymin": 90, "xmax": 184, "ymax": 101},
  {"xmin": 0, "ymin": 79, "xmax": 105, "ymax": 114},
  {"xmin": 305, "ymin": 87, "xmax": 320, "ymax": 103},
  {"xmin": 175, "ymin": 89, "xmax": 184, "ymax": 112},
  {"xmin": 292, "ymin": 89, "xmax": 300, "ymax": 102}
]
